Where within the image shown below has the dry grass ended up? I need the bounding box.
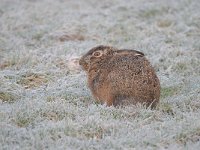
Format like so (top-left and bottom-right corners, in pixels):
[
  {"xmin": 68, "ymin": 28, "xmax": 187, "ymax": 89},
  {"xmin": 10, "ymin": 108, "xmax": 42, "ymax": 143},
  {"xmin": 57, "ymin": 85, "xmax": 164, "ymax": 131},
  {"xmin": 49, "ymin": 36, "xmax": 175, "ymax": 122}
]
[
  {"xmin": 0, "ymin": 0, "xmax": 200, "ymax": 149},
  {"xmin": 0, "ymin": 91, "xmax": 20, "ymax": 103},
  {"xmin": 16, "ymin": 72, "xmax": 49, "ymax": 89}
]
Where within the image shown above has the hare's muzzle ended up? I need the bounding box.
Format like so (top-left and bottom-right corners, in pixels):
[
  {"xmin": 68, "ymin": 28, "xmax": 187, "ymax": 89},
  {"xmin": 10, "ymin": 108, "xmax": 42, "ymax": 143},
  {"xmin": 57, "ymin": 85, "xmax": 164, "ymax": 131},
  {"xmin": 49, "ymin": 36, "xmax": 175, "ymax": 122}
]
[{"xmin": 79, "ymin": 57, "xmax": 89, "ymax": 71}]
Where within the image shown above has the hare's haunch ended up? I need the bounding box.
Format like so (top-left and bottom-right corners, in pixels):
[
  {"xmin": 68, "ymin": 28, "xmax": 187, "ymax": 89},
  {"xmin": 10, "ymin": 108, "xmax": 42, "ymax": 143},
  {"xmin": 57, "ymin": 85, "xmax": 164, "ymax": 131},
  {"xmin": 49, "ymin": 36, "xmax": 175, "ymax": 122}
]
[{"xmin": 79, "ymin": 45, "xmax": 160, "ymax": 108}]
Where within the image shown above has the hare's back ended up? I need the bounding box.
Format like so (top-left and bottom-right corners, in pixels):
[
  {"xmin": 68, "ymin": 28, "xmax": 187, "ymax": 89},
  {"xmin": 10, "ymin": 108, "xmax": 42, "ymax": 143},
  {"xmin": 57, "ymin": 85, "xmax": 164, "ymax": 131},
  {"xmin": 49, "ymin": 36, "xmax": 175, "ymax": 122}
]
[
  {"xmin": 107, "ymin": 54, "xmax": 159, "ymax": 89},
  {"xmin": 109, "ymin": 55, "xmax": 149, "ymax": 74}
]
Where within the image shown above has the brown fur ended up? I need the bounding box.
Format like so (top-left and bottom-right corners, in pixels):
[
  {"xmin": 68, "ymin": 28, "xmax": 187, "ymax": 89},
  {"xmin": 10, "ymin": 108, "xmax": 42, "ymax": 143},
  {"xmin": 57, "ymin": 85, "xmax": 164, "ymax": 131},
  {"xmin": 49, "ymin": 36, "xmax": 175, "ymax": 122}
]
[{"xmin": 79, "ymin": 45, "xmax": 160, "ymax": 108}]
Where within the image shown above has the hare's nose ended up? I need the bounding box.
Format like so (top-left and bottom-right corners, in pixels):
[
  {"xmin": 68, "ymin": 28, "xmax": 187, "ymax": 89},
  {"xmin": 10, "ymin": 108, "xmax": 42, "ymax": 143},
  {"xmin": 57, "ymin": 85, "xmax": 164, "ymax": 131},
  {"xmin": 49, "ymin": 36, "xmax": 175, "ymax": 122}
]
[
  {"xmin": 79, "ymin": 57, "xmax": 88, "ymax": 65},
  {"xmin": 79, "ymin": 59, "xmax": 84, "ymax": 65}
]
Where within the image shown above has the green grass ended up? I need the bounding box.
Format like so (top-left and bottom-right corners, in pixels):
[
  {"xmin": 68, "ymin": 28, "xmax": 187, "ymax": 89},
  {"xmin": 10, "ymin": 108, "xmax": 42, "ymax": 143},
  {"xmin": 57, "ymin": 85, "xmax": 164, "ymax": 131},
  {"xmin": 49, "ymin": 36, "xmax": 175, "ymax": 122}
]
[
  {"xmin": 173, "ymin": 62, "xmax": 188, "ymax": 72},
  {"xmin": 139, "ymin": 7, "xmax": 169, "ymax": 18},
  {"xmin": 161, "ymin": 86, "xmax": 182, "ymax": 99},
  {"xmin": 159, "ymin": 102, "xmax": 174, "ymax": 115},
  {"xmin": 13, "ymin": 112, "xmax": 35, "ymax": 127}
]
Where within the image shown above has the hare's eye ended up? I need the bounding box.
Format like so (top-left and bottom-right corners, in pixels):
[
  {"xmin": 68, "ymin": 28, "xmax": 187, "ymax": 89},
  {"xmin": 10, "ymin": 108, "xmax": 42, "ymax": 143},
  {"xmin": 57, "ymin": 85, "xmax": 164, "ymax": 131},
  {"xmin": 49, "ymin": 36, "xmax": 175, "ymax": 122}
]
[{"xmin": 92, "ymin": 51, "xmax": 102, "ymax": 57}]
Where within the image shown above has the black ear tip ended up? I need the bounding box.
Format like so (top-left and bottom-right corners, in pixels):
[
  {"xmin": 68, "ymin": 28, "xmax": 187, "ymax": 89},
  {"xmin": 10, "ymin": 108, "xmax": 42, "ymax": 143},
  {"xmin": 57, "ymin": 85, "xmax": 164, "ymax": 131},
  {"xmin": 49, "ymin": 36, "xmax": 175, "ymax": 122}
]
[{"xmin": 136, "ymin": 51, "xmax": 144, "ymax": 56}]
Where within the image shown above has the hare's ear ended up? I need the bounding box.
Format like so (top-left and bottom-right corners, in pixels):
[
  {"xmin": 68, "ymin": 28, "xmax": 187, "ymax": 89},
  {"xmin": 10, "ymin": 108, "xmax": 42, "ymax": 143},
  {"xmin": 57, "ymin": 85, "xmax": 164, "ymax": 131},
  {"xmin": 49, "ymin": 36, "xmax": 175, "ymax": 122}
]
[{"xmin": 116, "ymin": 49, "xmax": 144, "ymax": 56}]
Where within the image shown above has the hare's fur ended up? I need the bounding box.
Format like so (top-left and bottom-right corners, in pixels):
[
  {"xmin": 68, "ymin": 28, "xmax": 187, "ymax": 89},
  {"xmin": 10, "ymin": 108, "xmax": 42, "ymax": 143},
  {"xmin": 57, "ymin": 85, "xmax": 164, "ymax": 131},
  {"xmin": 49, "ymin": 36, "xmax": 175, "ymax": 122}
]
[{"xmin": 79, "ymin": 45, "xmax": 160, "ymax": 108}]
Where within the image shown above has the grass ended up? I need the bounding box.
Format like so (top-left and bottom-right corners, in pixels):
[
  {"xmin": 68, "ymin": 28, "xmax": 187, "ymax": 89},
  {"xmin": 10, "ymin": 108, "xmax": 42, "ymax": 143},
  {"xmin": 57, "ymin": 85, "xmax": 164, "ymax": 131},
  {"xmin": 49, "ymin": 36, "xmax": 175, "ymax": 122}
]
[
  {"xmin": 138, "ymin": 6, "xmax": 169, "ymax": 19},
  {"xmin": 176, "ymin": 128, "xmax": 200, "ymax": 145},
  {"xmin": 13, "ymin": 111, "xmax": 36, "ymax": 127},
  {"xmin": 0, "ymin": 91, "xmax": 19, "ymax": 103},
  {"xmin": 173, "ymin": 62, "xmax": 188, "ymax": 72},
  {"xmin": 161, "ymin": 86, "xmax": 181, "ymax": 99},
  {"xmin": 0, "ymin": 0, "xmax": 200, "ymax": 149},
  {"xmin": 16, "ymin": 72, "xmax": 49, "ymax": 89},
  {"xmin": 157, "ymin": 20, "xmax": 172, "ymax": 28},
  {"xmin": 64, "ymin": 123, "xmax": 105, "ymax": 140},
  {"xmin": 159, "ymin": 102, "xmax": 174, "ymax": 115}
]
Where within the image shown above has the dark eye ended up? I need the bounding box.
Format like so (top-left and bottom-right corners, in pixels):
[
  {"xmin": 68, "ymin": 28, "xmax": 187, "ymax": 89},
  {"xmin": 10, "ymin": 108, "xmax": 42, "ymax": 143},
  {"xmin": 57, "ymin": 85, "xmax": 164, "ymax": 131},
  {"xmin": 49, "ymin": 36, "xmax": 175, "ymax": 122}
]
[{"xmin": 92, "ymin": 51, "xmax": 102, "ymax": 57}]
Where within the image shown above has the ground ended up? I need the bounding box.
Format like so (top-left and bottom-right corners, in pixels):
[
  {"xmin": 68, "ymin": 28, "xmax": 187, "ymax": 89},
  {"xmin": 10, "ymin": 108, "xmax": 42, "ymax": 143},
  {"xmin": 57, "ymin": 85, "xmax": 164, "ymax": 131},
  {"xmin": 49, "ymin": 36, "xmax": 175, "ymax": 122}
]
[{"xmin": 0, "ymin": 0, "xmax": 200, "ymax": 149}]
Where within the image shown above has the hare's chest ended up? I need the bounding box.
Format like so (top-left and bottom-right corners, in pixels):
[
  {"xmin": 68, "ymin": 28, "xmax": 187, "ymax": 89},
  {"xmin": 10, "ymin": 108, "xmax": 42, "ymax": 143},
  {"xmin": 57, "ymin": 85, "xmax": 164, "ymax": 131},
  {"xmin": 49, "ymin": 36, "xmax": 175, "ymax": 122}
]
[
  {"xmin": 88, "ymin": 70, "xmax": 110, "ymax": 100},
  {"xmin": 88, "ymin": 80, "xmax": 111, "ymax": 105}
]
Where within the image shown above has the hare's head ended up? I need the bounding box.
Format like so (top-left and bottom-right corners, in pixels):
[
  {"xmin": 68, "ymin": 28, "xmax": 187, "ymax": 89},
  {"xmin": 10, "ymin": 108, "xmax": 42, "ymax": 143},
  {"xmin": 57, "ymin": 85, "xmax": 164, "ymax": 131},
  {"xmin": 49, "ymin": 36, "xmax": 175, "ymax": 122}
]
[
  {"xmin": 79, "ymin": 45, "xmax": 145, "ymax": 71},
  {"xmin": 79, "ymin": 45, "xmax": 117, "ymax": 71}
]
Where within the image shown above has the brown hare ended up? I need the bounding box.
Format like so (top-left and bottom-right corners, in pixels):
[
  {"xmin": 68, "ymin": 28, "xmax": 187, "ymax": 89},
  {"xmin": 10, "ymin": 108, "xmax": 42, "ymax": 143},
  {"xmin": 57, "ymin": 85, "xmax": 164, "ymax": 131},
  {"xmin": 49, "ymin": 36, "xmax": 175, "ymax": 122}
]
[{"xmin": 79, "ymin": 45, "xmax": 160, "ymax": 108}]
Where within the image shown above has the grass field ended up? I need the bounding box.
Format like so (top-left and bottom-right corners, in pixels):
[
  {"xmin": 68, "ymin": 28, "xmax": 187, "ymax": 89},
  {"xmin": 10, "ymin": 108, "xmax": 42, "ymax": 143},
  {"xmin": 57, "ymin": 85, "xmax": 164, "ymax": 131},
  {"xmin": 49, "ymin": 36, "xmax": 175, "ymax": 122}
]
[{"xmin": 0, "ymin": 0, "xmax": 200, "ymax": 149}]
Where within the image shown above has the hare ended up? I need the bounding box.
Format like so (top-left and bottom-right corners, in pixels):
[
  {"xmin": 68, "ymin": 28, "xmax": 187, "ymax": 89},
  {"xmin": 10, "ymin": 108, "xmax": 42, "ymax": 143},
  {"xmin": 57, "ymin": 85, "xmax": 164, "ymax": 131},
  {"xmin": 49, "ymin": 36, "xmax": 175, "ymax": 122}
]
[{"xmin": 79, "ymin": 45, "xmax": 160, "ymax": 108}]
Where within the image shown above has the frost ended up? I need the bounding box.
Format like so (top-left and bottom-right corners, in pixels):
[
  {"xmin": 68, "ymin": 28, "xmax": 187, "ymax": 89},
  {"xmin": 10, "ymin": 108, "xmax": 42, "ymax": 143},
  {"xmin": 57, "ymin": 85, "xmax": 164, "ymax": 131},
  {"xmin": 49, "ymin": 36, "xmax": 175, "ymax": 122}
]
[{"xmin": 0, "ymin": 0, "xmax": 200, "ymax": 149}]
